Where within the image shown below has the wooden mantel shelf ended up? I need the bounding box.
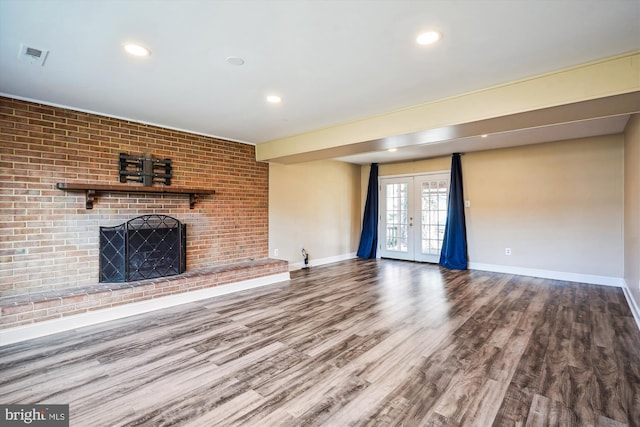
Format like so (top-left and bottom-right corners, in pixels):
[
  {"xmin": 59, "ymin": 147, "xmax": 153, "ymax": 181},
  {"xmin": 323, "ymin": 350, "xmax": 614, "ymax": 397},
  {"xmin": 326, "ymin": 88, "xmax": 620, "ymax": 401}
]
[{"xmin": 56, "ymin": 183, "xmax": 215, "ymax": 209}]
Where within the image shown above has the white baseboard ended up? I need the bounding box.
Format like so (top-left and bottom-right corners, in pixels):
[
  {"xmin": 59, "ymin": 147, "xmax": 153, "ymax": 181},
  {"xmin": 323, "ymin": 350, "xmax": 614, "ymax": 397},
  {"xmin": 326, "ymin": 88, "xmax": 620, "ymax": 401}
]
[
  {"xmin": 468, "ymin": 262, "xmax": 624, "ymax": 287},
  {"xmin": 289, "ymin": 252, "xmax": 357, "ymax": 271},
  {"xmin": 622, "ymin": 280, "xmax": 640, "ymax": 332},
  {"xmin": 0, "ymin": 272, "xmax": 290, "ymax": 347}
]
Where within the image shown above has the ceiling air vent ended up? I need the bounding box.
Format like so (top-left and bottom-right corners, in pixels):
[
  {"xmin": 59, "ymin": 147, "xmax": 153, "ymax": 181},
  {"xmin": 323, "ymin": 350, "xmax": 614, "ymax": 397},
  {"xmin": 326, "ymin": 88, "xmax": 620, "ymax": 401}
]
[{"xmin": 18, "ymin": 44, "xmax": 49, "ymax": 66}]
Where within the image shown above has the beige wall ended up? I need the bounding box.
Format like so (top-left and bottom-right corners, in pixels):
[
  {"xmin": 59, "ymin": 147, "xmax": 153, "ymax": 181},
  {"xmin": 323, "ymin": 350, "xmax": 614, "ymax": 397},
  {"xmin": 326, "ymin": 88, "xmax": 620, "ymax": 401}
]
[
  {"xmin": 271, "ymin": 134, "xmax": 625, "ymax": 278},
  {"xmin": 624, "ymin": 114, "xmax": 640, "ymax": 309},
  {"xmin": 269, "ymin": 160, "xmax": 361, "ymax": 268},
  {"xmin": 368, "ymin": 135, "xmax": 625, "ymax": 278},
  {"xmin": 465, "ymin": 136, "xmax": 623, "ymax": 276}
]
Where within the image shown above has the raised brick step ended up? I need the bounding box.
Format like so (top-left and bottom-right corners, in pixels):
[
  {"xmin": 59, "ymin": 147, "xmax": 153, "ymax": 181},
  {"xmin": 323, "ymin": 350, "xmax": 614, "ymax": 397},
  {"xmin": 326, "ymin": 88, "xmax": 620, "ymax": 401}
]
[{"xmin": 0, "ymin": 258, "xmax": 288, "ymax": 330}]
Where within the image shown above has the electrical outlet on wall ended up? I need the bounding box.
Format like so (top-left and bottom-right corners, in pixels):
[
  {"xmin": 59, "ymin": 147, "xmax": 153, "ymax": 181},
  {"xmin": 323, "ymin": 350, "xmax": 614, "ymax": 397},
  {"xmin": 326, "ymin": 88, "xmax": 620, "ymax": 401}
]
[
  {"xmin": 274, "ymin": 249, "xmax": 279, "ymax": 257},
  {"xmin": 505, "ymin": 248, "xmax": 512, "ymax": 255}
]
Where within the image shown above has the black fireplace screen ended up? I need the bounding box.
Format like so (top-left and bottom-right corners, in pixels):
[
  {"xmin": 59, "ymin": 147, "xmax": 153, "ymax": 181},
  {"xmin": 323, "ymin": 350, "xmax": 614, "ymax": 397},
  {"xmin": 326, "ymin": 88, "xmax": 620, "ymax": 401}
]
[{"xmin": 99, "ymin": 215, "xmax": 186, "ymax": 282}]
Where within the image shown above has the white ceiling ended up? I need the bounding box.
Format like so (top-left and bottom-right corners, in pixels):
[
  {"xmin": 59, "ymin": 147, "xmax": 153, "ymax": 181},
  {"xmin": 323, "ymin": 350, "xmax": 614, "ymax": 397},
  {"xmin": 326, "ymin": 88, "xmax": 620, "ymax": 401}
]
[{"xmin": 1, "ymin": 0, "xmax": 638, "ymax": 163}]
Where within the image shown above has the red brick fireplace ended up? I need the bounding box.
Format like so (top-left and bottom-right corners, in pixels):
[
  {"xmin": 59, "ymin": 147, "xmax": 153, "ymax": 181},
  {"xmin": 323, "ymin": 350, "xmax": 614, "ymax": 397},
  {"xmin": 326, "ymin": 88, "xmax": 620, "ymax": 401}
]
[{"xmin": 0, "ymin": 97, "xmax": 287, "ymax": 329}]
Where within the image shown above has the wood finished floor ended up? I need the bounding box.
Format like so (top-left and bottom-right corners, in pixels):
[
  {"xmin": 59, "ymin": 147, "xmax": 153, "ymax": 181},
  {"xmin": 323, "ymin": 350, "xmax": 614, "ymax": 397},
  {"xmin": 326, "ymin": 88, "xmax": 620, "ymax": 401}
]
[{"xmin": 1, "ymin": 259, "xmax": 639, "ymax": 426}]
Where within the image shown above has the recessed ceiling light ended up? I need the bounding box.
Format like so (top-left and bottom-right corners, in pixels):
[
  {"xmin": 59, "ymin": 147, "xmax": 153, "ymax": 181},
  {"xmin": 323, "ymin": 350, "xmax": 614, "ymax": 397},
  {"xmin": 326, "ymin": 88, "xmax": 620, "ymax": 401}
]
[
  {"xmin": 388, "ymin": 148, "xmax": 398, "ymax": 152},
  {"xmin": 124, "ymin": 43, "xmax": 150, "ymax": 57},
  {"xmin": 266, "ymin": 95, "xmax": 282, "ymax": 104},
  {"xmin": 481, "ymin": 134, "xmax": 488, "ymax": 138},
  {"xmin": 416, "ymin": 31, "xmax": 442, "ymax": 45},
  {"xmin": 226, "ymin": 56, "xmax": 245, "ymax": 66}
]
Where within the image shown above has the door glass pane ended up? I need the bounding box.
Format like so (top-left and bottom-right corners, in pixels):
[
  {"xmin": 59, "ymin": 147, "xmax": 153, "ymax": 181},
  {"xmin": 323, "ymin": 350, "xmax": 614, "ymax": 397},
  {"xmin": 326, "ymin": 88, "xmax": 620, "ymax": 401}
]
[
  {"xmin": 421, "ymin": 180, "xmax": 448, "ymax": 255},
  {"xmin": 385, "ymin": 183, "xmax": 408, "ymax": 252}
]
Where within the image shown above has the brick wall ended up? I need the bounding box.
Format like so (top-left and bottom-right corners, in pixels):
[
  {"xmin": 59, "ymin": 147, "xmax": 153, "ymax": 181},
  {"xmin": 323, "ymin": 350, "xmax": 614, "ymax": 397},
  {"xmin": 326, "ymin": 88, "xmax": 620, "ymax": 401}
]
[{"xmin": 0, "ymin": 96, "xmax": 269, "ymax": 297}]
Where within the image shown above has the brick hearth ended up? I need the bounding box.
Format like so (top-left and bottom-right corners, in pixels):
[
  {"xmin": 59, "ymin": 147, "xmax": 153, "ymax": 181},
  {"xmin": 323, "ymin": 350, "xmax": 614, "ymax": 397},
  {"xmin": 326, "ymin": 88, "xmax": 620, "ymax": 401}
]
[{"xmin": 0, "ymin": 258, "xmax": 288, "ymax": 329}]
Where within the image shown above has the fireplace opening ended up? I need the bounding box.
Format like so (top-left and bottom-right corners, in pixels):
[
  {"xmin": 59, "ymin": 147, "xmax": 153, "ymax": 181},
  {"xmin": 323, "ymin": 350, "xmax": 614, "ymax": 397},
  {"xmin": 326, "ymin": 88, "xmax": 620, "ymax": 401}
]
[{"xmin": 99, "ymin": 215, "xmax": 186, "ymax": 282}]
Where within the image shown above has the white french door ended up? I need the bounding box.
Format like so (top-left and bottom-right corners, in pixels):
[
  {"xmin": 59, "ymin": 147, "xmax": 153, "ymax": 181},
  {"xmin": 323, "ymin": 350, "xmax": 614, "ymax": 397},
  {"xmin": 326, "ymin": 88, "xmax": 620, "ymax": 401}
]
[
  {"xmin": 379, "ymin": 173, "xmax": 450, "ymax": 263},
  {"xmin": 379, "ymin": 177, "xmax": 413, "ymax": 261}
]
